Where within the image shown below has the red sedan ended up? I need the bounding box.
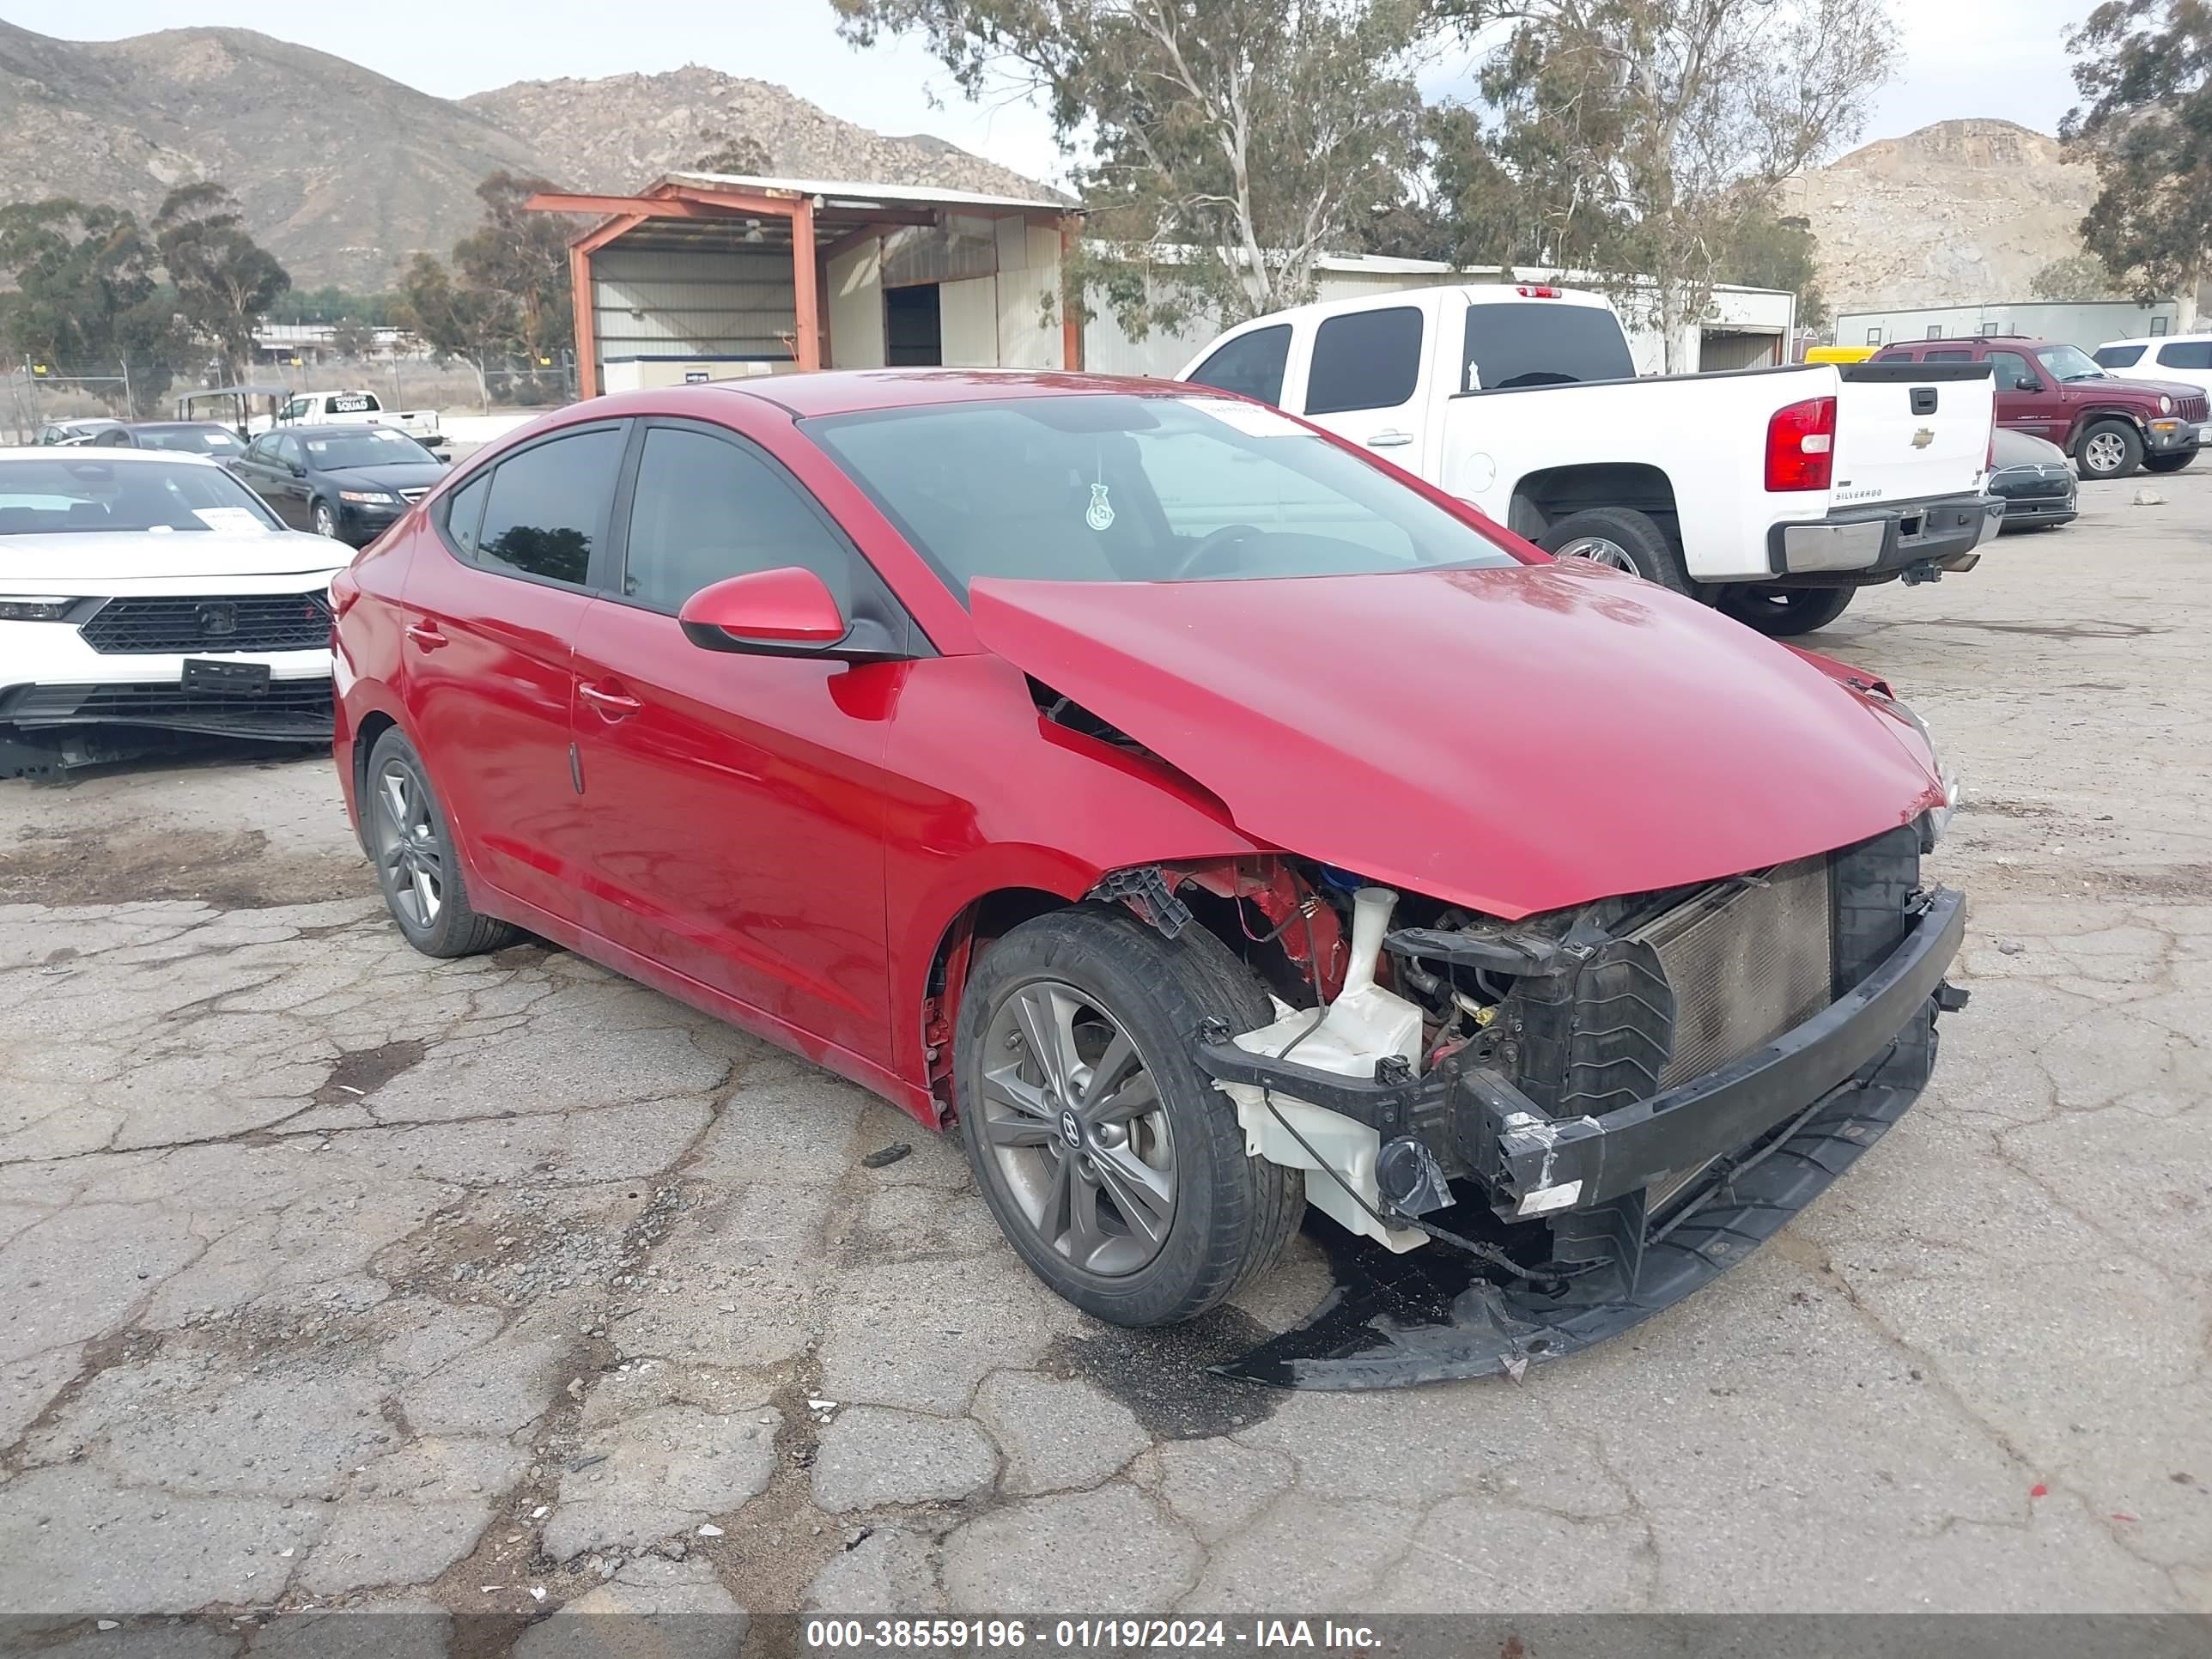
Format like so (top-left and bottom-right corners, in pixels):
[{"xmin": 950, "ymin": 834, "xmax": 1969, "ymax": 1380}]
[{"xmin": 331, "ymin": 371, "xmax": 1966, "ymax": 1388}]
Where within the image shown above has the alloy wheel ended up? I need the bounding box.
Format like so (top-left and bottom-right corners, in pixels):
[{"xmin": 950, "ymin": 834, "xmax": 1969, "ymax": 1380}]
[
  {"xmin": 1555, "ymin": 535, "xmax": 1638, "ymax": 573},
  {"xmin": 314, "ymin": 503, "xmax": 337, "ymax": 537},
  {"xmin": 2084, "ymin": 432, "xmax": 2125, "ymax": 475},
  {"xmin": 373, "ymin": 759, "xmax": 443, "ymax": 928},
  {"xmin": 976, "ymin": 979, "xmax": 1177, "ymax": 1276}
]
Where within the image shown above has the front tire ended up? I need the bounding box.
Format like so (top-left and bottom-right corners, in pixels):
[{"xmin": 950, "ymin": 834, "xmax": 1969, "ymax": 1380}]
[
  {"xmin": 1721, "ymin": 585, "xmax": 1855, "ymax": 637},
  {"xmin": 364, "ymin": 727, "xmax": 519, "ymax": 958},
  {"xmin": 2143, "ymin": 451, "xmax": 2195, "ymax": 475},
  {"xmin": 2077, "ymin": 419, "xmax": 2143, "ymax": 480},
  {"xmin": 1537, "ymin": 507, "xmax": 1692, "ymax": 594},
  {"xmin": 955, "ymin": 908, "xmax": 1302, "ymax": 1328},
  {"xmin": 313, "ymin": 500, "xmax": 339, "ymax": 538}
]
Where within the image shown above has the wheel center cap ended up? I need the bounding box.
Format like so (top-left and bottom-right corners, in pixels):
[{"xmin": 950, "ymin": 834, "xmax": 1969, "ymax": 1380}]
[{"xmin": 1058, "ymin": 1108, "xmax": 1082, "ymax": 1150}]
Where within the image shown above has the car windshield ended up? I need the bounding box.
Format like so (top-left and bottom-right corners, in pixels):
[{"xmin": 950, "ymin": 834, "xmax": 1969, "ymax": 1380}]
[
  {"xmin": 805, "ymin": 393, "xmax": 1520, "ymax": 598},
  {"xmin": 0, "ymin": 457, "xmax": 283, "ymax": 535},
  {"xmin": 137, "ymin": 425, "xmax": 246, "ymax": 456},
  {"xmin": 300, "ymin": 428, "xmax": 434, "ymax": 468},
  {"xmin": 2038, "ymin": 344, "xmax": 2110, "ymax": 383}
]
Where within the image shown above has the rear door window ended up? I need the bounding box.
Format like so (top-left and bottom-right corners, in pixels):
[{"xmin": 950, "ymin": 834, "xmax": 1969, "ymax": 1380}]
[
  {"xmin": 2156, "ymin": 341, "xmax": 2212, "ymax": 370},
  {"xmin": 1463, "ymin": 302, "xmax": 1635, "ymax": 391},
  {"xmin": 1923, "ymin": 349, "xmax": 1972, "ymax": 362},
  {"xmin": 470, "ymin": 427, "xmax": 625, "ymax": 586},
  {"xmin": 441, "ymin": 472, "xmax": 490, "ymax": 557},
  {"xmin": 1186, "ymin": 325, "xmax": 1292, "ymax": 406},
  {"xmin": 1304, "ymin": 307, "xmax": 1422, "ymax": 415}
]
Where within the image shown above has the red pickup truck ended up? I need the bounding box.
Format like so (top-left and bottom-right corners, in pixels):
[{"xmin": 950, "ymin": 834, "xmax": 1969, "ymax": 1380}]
[{"xmin": 1872, "ymin": 334, "xmax": 2203, "ymax": 481}]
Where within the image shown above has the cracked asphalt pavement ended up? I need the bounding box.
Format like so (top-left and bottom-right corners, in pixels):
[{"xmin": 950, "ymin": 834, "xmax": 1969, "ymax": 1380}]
[{"xmin": 2, "ymin": 470, "xmax": 2208, "ymax": 1633}]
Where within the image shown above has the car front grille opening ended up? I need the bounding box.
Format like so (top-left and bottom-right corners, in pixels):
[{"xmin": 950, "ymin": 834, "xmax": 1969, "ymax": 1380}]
[{"xmin": 77, "ymin": 592, "xmax": 332, "ymax": 655}]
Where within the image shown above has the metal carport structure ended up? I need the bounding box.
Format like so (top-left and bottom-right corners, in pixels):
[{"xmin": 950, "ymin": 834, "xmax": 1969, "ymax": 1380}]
[{"xmin": 526, "ymin": 173, "xmax": 1080, "ymax": 398}]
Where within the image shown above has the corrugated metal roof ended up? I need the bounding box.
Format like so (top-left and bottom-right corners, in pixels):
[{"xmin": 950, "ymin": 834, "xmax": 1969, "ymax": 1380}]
[{"xmin": 664, "ymin": 171, "xmax": 1069, "ymax": 214}]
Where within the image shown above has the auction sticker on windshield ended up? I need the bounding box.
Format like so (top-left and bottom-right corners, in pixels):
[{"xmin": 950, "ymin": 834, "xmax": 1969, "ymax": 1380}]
[{"xmin": 191, "ymin": 507, "xmax": 272, "ymax": 533}]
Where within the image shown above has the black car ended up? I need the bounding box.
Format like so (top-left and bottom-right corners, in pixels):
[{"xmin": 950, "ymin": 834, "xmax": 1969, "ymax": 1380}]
[
  {"xmin": 1990, "ymin": 428, "xmax": 2079, "ymax": 532},
  {"xmin": 226, "ymin": 424, "xmax": 447, "ymax": 545}
]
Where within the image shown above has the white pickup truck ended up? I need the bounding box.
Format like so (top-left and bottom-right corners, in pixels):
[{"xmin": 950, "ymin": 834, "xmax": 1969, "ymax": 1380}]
[
  {"xmin": 1176, "ymin": 284, "xmax": 2000, "ymax": 635},
  {"xmin": 265, "ymin": 388, "xmax": 446, "ymax": 453}
]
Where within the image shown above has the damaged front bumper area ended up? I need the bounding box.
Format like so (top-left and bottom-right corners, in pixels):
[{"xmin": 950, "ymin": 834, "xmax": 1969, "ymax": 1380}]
[{"xmin": 1194, "ymin": 853, "xmax": 1967, "ymax": 1389}]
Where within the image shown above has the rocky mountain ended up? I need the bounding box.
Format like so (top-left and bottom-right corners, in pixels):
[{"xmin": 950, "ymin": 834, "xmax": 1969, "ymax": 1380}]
[
  {"xmin": 463, "ymin": 66, "xmax": 1055, "ymax": 202},
  {"xmin": 0, "ymin": 23, "xmax": 1055, "ymax": 289},
  {"xmin": 1778, "ymin": 119, "xmax": 2099, "ymax": 315},
  {"xmin": 0, "ymin": 21, "xmax": 543, "ymax": 289}
]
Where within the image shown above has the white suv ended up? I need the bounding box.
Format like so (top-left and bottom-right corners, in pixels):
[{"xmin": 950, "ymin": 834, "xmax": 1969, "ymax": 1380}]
[
  {"xmin": 0, "ymin": 447, "xmax": 349, "ymax": 776},
  {"xmin": 2094, "ymin": 334, "xmax": 2212, "ymax": 398}
]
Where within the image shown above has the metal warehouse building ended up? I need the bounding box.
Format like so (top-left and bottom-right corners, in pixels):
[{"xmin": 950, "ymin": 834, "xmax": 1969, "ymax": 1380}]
[
  {"xmin": 527, "ymin": 172, "xmax": 1079, "ymax": 395},
  {"xmin": 530, "ymin": 172, "xmax": 1796, "ymax": 392},
  {"xmin": 1832, "ymin": 297, "xmax": 2187, "ymax": 355}
]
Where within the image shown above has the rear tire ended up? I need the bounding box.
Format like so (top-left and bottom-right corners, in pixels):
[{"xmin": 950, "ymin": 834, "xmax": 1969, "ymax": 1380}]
[
  {"xmin": 1537, "ymin": 507, "xmax": 1692, "ymax": 594},
  {"xmin": 364, "ymin": 727, "xmax": 519, "ymax": 958},
  {"xmin": 955, "ymin": 907, "xmax": 1301, "ymax": 1328},
  {"xmin": 1721, "ymin": 585, "xmax": 1856, "ymax": 637},
  {"xmin": 2076, "ymin": 419, "xmax": 2143, "ymax": 480},
  {"xmin": 2143, "ymin": 451, "xmax": 2194, "ymax": 475}
]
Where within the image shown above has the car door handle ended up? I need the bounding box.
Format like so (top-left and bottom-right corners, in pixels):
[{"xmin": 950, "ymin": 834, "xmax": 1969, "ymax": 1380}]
[
  {"xmin": 578, "ymin": 681, "xmax": 642, "ymax": 718},
  {"xmin": 404, "ymin": 621, "xmax": 447, "ymax": 651},
  {"xmin": 1367, "ymin": 429, "xmax": 1414, "ymax": 447}
]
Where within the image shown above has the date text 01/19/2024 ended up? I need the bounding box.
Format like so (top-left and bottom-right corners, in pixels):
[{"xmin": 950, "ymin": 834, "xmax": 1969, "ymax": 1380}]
[{"xmin": 802, "ymin": 1620, "xmax": 1385, "ymax": 1651}]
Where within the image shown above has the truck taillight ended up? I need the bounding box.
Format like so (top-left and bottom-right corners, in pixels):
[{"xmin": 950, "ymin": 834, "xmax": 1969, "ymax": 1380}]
[
  {"xmin": 1765, "ymin": 396, "xmax": 1836, "ymax": 491},
  {"xmin": 1516, "ymin": 284, "xmax": 1559, "ymax": 298}
]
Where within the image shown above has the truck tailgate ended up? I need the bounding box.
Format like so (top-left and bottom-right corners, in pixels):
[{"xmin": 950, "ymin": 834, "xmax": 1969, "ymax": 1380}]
[{"xmin": 1832, "ymin": 363, "xmax": 1994, "ymax": 507}]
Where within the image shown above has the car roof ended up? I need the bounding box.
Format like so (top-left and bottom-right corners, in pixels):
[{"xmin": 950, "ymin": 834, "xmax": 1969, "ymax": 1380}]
[
  {"xmin": 0, "ymin": 444, "xmax": 220, "ymax": 464},
  {"xmin": 588, "ymin": 368, "xmax": 1206, "ymax": 421},
  {"xmin": 126, "ymin": 420, "xmax": 232, "ymax": 432},
  {"xmin": 2097, "ymin": 333, "xmax": 2212, "ymax": 348}
]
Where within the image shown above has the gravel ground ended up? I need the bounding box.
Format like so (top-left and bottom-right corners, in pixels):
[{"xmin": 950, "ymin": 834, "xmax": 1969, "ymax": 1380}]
[{"xmin": 1, "ymin": 467, "xmax": 2207, "ymax": 1636}]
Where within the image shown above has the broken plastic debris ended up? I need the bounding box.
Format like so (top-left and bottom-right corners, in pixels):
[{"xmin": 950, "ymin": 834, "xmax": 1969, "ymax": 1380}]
[
  {"xmin": 480, "ymin": 1585, "xmax": 502, "ymax": 1593},
  {"xmin": 1504, "ymin": 1355, "xmax": 1530, "ymax": 1384},
  {"xmin": 2113, "ymin": 1511, "xmax": 2139, "ymax": 1522},
  {"xmin": 97, "ymin": 1621, "xmax": 118, "ymax": 1632},
  {"xmin": 696, "ymin": 1523, "xmax": 724, "ymax": 1537},
  {"xmin": 532, "ymin": 1504, "xmax": 550, "ymax": 1520},
  {"xmin": 2030, "ymin": 1483, "xmax": 2050, "ymax": 1499},
  {"xmin": 861, "ymin": 1143, "xmax": 912, "ymax": 1169},
  {"xmin": 530, "ymin": 1587, "xmax": 546, "ymax": 1603},
  {"xmin": 806, "ymin": 1397, "xmax": 838, "ymax": 1413},
  {"xmin": 278, "ymin": 1547, "xmax": 295, "ymax": 1558}
]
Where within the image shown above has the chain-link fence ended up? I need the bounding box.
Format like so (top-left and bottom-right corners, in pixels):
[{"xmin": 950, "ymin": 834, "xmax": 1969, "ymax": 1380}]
[{"xmin": 3, "ymin": 354, "xmax": 579, "ymax": 443}]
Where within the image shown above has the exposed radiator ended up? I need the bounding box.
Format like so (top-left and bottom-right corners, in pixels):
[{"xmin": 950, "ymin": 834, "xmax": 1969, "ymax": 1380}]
[{"xmin": 1633, "ymin": 855, "xmax": 1834, "ymax": 1091}]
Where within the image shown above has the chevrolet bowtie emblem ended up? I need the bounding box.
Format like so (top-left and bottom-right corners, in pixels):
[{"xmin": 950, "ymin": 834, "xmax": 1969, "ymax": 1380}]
[{"xmin": 1911, "ymin": 427, "xmax": 1935, "ymax": 449}]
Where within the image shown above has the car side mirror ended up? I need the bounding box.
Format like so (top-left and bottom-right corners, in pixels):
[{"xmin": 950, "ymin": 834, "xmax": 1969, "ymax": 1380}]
[{"xmin": 678, "ymin": 567, "xmax": 859, "ymax": 657}]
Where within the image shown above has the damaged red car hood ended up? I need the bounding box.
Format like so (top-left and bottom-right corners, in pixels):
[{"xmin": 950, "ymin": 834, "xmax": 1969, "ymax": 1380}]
[{"xmin": 969, "ymin": 562, "xmax": 1944, "ymax": 919}]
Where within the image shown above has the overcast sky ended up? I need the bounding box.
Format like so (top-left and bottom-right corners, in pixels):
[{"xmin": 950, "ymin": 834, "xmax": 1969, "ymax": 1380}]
[{"xmin": 2, "ymin": 0, "xmax": 2099, "ymax": 188}]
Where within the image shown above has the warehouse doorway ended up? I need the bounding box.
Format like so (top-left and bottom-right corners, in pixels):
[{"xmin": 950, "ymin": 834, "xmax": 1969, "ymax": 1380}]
[{"xmin": 884, "ymin": 284, "xmax": 943, "ymax": 366}]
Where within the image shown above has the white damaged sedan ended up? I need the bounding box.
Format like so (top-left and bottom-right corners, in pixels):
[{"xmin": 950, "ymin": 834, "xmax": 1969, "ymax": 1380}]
[{"xmin": 0, "ymin": 447, "xmax": 349, "ymax": 776}]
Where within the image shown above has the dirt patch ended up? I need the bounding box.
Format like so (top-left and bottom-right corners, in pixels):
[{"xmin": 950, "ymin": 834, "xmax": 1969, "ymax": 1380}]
[
  {"xmin": 314, "ymin": 1039, "xmax": 427, "ymax": 1109},
  {"xmin": 1966, "ymin": 860, "xmax": 2212, "ymax": 902},
  {"xmin": 0, "ymin": 824, "xmax": 371, "ymax": 908}
]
